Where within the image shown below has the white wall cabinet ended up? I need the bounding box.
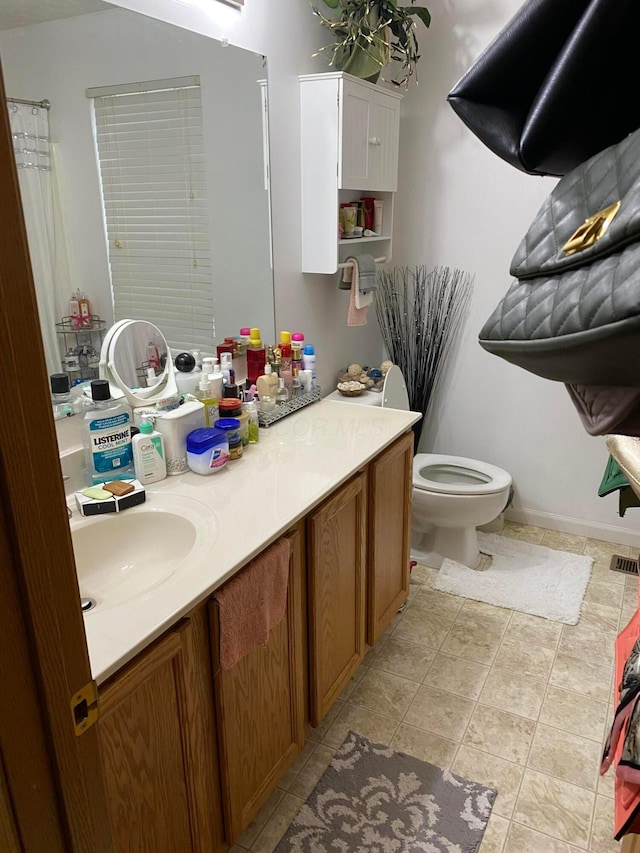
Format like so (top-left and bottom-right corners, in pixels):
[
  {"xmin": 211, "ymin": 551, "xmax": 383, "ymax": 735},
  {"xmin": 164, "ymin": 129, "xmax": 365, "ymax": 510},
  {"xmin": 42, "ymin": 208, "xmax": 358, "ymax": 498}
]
[{"xmin": 300, "ymin": 72, "xmax": 403, "ymax": 274}]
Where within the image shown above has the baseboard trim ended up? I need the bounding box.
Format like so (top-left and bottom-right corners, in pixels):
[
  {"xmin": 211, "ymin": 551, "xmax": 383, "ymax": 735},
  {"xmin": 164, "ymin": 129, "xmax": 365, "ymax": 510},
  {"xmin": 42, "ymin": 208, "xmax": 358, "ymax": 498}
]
[{"xmin": 506, "ymin": 507, "xmax": 640, "ymax": 550}]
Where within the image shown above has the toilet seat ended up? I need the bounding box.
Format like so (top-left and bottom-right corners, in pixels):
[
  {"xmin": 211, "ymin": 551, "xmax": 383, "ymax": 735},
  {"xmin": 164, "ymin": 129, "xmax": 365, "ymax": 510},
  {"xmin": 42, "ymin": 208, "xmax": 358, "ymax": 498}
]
[{"xmin": 413, "ymin": 453, "xmax": 511, "ymax": 496}]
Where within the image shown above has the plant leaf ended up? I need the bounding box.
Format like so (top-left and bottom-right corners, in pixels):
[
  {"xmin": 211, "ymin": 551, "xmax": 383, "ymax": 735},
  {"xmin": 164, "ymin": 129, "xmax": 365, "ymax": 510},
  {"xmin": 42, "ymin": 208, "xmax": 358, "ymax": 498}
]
[{"xmin": 407, "ymin": 6, "xmax": 431, "ymax": 27}]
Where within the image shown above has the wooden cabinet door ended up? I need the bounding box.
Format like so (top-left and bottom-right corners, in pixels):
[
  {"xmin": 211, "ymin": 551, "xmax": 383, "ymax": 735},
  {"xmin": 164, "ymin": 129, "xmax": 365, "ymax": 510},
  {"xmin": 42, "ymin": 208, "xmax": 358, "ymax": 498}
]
[
  {"xmin": 308, "ymin": 473, "xmax": 367, "ymax": 726},
  {"xmin": 211, "ymin": 526, "xmax": 305, "ymax": 842},
  {"xmin": 367, "ymin": 431, "xmax": 413, "ymax": 645},
  {"xmin": 98, "ymin": 610, "xmax": 225, "ymax": 853}
]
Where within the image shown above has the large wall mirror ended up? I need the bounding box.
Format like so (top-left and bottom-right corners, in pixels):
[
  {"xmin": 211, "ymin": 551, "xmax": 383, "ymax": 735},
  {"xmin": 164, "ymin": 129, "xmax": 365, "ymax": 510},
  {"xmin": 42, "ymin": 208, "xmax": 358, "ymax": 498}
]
[{"xmin": 0, "ymin": 1, "xmax": 274, "ymax": 378}]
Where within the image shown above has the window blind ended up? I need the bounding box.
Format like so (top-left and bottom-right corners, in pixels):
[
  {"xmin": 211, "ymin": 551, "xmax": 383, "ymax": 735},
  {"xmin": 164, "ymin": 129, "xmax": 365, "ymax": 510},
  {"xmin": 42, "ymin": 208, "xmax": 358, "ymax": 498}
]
[{"xmin": 90, "ymin": 77, "xmax": 214, "ymax": 353}]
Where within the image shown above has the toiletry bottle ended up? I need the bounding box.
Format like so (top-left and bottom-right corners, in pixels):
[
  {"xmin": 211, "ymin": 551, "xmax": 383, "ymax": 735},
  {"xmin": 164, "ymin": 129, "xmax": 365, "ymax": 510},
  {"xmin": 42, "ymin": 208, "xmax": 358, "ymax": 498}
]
[
  {"xmin": 146, "ymin": 340, "xmax": 161, "ymax": 371},
  {"xmin": 292, "ymin": 332, "xmax": 305, "ymax": 346},
  {"xmin": 202, "ymin": 356, "xmax": 216, "ymax": 378},
  {"xmin": 291, "ymin": 374, "xmax": 302, "ymax": 398},
  {"xmin": 132, "ymin": 420, "xmax": 167, "ymax": 484},
  {"xmin": 78, "ymin": 291, "xmax": 92, "ymax": 325},
  {"xmin": 292, "ymin": 343, "xmax": 304, "ymax": 377},
  {"xmin": 83, "ymin": 379, "xmax": 134, "ymax": 483},
  {"xmin": 303, "ymin": 344, "xmax": 317, "ymax": 388},
  {"xmin": 272, "ymin": 347, "xmax": 282, "ymax": 378},
  {"xmin": 275, "ymin": 377, "xmax": 289, "ymax": 406},
  {"xmin": 220, "ymin": 352, "xmax": 235, "ymax": 385},
  {"xmin": 174, "ymin": 352, "xmax": 200, "ymax": 395},
  {"xmin": 256, "ymin": 363, "xmax": 278, "ymax": 401},
  {"xmin": 243, "ymin": 396, "xmax": 260, "ymax": 444},
  {"xmin": 196, "ymin": 375, "xmax": 219, "ymax": 427},
  {"xmin": 246, "ymin": 328, "xmax": 266, "ymax": 386},
  {"xmin": 51, "ymin": 373, "xmax": 73, "ymax": 418},
  {"xmin": 279, "ymin": 332, "xmax": 292, "ymax": 390},
  {"xmin": 69, "ymin": 291, "xmax": 81, "ymax": 330}
]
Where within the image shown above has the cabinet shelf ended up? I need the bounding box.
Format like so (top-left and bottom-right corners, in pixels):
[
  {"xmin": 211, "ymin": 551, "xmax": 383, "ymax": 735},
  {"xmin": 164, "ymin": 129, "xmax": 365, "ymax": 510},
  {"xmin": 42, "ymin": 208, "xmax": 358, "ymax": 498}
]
[{"xmin": 338, "ymin": 234, "xmax": 391, "ymax": 245}]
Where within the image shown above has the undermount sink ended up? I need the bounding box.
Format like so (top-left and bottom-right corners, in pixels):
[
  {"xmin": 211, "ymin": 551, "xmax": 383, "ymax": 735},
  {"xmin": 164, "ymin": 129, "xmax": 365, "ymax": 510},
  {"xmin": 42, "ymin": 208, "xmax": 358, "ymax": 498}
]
[{"xmin": 70, "ymin": 493, "xmax": 217, "ymax": 611}]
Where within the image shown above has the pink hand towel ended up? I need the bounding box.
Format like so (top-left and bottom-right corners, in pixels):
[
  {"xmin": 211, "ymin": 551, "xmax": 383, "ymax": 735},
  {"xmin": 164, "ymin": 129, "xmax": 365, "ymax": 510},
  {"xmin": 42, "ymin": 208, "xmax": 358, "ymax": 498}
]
[
  {"xmin": 342, "ymin": 257, "xmax": 372, "ymax": 326},
  {"xmin": 214, "ymin": 538, "xmax": 290, "ymax": 670}
]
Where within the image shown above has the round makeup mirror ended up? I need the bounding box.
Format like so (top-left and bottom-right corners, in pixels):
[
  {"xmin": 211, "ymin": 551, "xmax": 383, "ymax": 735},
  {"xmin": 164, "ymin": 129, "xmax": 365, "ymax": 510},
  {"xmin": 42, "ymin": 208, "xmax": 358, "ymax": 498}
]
[{"xmin": 99, "ymin": 319, "xmax": 177, "ymax": 408}]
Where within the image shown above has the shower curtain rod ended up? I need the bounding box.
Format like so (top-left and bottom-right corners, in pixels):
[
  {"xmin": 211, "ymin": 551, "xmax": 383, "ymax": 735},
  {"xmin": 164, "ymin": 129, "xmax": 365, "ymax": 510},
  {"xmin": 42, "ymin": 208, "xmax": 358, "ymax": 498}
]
[{"xmin": 7, "ymin": 97, "xmax": 50, "ymax": 110}]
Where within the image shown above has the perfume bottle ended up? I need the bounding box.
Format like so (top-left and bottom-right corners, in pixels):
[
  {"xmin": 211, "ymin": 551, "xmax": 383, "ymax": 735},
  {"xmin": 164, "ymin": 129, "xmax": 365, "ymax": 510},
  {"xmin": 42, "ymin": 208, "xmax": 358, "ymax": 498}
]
[{"xmin": 275, "ymin": 377, "xmax": 289, "ymax": 406}]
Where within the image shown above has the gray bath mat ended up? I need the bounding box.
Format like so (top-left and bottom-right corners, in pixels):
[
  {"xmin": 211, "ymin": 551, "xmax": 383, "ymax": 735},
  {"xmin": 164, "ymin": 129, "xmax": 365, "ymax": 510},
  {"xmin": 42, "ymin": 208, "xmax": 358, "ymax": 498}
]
[{"xmin": 276, "ymin": 730, "xmax": 496, "ymax": 852}]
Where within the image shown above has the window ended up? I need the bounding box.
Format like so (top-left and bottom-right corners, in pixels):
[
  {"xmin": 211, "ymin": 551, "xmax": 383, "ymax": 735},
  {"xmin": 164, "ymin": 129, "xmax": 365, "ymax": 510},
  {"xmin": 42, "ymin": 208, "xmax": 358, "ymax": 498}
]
[{"xmin": 89, "ymin": 76, "xmax": 214, "ymax": 352}]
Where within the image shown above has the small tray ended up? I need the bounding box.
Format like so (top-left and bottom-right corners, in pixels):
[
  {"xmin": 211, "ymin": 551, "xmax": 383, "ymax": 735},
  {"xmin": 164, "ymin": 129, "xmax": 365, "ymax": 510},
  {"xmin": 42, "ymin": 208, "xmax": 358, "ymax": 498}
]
[{"xmin": 258, "ymin": 387, "xmax": 322, "ymax": 427}]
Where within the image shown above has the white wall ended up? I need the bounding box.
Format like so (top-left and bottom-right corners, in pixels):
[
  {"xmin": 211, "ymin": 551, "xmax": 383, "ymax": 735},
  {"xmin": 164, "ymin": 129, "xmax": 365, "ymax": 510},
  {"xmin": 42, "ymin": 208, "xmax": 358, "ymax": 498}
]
[
  {"xmin": 393, "ymin": 0, "xmax": 640, "ymax": 546},
  {"xmin": 100, "ymin": 0, "xmax": 385, "ymax": 389}
]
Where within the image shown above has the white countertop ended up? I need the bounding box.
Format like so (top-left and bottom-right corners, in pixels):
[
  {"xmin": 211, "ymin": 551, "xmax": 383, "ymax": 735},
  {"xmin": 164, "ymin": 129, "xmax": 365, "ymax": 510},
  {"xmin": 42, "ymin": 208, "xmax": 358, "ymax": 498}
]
[{"xmin": 81, "ymin": 400, "xmax": 420, "ymax": 684}]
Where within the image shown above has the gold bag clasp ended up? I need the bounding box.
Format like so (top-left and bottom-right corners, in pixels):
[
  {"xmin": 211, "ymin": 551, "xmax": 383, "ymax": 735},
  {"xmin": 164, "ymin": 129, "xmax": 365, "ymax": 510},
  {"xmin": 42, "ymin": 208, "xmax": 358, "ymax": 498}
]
[{"xmin": 563, "ymin": 201, "xmax": 621, "ymax": 255}]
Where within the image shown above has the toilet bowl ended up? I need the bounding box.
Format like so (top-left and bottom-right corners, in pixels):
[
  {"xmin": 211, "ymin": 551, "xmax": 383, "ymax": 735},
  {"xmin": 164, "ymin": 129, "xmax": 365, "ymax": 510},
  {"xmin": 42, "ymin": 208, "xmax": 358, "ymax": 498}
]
[
  {"xmin": 411, "ymin": 454, "xmax": 512, "ymax": 569},
  {"xmin": 327, "ymin": 366, "xmax": 512, "ymax": 570}
]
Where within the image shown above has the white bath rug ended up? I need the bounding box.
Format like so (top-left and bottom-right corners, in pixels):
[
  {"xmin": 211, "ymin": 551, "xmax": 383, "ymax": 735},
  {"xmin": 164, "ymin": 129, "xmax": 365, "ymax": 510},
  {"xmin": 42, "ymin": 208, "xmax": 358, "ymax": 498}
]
[{"xmin": 433, "ymin": 533, "xmax": 593, "ymax": 624}]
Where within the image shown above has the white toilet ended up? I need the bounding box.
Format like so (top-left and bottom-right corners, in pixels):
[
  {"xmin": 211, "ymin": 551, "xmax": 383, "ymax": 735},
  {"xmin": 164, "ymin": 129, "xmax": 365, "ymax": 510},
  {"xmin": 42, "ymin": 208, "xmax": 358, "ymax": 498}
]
[
  {"xmin": 328, "ymin": 366, "xmax": 512, "ymax": 570},
  {"xmin": 411, "ymin": 454, "xmax": 512, "ymax": 570}
]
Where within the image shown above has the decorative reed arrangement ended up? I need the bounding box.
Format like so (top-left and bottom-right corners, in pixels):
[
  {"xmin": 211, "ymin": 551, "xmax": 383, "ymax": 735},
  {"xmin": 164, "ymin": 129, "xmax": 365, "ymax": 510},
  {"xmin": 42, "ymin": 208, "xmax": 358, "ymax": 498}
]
[{"xmin": 375, "ymin": 265, "xmax": 473, "ymax": 449}]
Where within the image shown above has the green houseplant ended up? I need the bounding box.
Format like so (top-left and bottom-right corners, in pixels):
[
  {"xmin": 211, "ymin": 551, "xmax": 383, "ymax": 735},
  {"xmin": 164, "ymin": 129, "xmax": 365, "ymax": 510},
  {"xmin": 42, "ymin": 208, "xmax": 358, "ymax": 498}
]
[{"xmin": 310, "ymin": 0, "xmax": 431, "ymax": 88}]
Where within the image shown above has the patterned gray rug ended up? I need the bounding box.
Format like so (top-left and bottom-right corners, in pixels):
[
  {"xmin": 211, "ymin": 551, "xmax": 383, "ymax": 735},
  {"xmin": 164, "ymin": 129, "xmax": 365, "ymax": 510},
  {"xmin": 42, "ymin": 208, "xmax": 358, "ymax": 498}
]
[{"xmin": 276, "ymin": 731, "xmax": 496, "ymax": 852}]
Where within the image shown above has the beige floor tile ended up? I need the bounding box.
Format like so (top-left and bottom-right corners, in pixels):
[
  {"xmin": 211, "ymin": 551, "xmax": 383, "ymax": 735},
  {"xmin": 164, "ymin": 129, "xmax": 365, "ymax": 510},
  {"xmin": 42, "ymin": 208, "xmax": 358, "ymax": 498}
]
[
  {"xmin": 392, "ymin": 606, "xmax": 454, "ymax": 650},
  {"xmin": 370, "ymin": 636, "xmax": 436, "ymax": 682},
  {"xmin": 390, "ymin": 722, "xmax": 458, "ymax": 769},
  {"xmin": 559, "ymin": 623, "xmax": 616, "ymax": 667},
  {"xmin": 423, "ymin": 652, "xmax": 490, "ymax": 700},
  {"xmin": 440, "ymin": 621, "xmax": 503, "ymax": 665},
  {"xmin": 589, "ymin": 794, "xmax": 621, "ymax": 853},
  {"xmin": 550, "ymin": 652, "xmax": 612, "ymax": 702},
  {"xmin": 348, "ymin": 668, "xmax": 419, "ymax": 720},
  {"xmin": 480, "ymin": 814, "xmax": 510, "ymax": 853},
  {"xmin": 230, "ymin": 845, "xmax": 249, "ymax": 852},
  {"xmin": 479, "ymin": 667, "xmax": 546, "ymax": 720},
  {"xmin": 539, "ymin": 686, "xmax": 608, "ymax": 743},
  {"xmin": 410, "ymin": 563, "xmax": 438, "ymax": 586},
  {"xmin": 321, "ymin": 702, "xmax": 398, "ymax": 749},
  {"xmin": 528, "ymin": 724, "xmax": 601, "ymax": 792},
  {"xmin": 578, "ymin": 602, "xmax": 621, "ymax": 634},
  {"xmin": 503, "ymin": 610, "xmax": 562, "ymax": 650},
  {"xmin": 277, "ymin": 740, "xmax": 316, "ymax": 791},
  {"xmin": 493, "ymin": 637, "xmax": 555, "ymax": 681},
  {"xmin": 237, "ymin": 787, "xmax": 284, "ymax": 849},
  {"xmin": 250, "ymin": 792, "xmax": 304, "ymax": 853},
  {"xmin": 541, "ymin": 530, "xmax": 586, "ymax": 554},
  {"xmin": 463, "ymin": 704, "xmax": 535, "ymax": 766},
  {"xmin": 409, "ymin": 586, "xmax": 465, "ymax": 621},
  {"xmin": 502, "ymin": 521, "xmax": 545, "ymax": 544},
  {"xmin": 584, "ymin": 538, "xmax": 631, "ymax": 562},
  {"xmin": 514, "ymin": 769, "xmax": 595, "ymax": 849},
  {"xmin": 584, "ymin": 580, "xmax": 625, "ymax": 608},
  {"xmin": 457, "ymin": 600, "xmax": 512, "ymax": 635},
  {"xmin": 590, "ymin": 558, "xmax": 627, "ymax": 587},
  {"xmin": 362, "ymin": 642, "xmax": 383, "ymax": 667},
  {"xmin": 452, "ymin": 745, "xmax": 524, "ymax": 819},
  {"xmin": 406, "ymin": 578, "xmax": 422, "ymax": 602},
  {"xmin": 288, "ymin": 744, "xmax": 334, "ymax": 800},
  {"xmin": 404, "ymin": 684, "xmax": 475, "ymax": 741},
  {"xmin": 308, "ymin": 698, "xmax": 344, "ymax": 742},
  {"xmin": 597, "ymin": 766, "xmax": 616, "ymax": 800},
  {"xmin": 505, "ymin": 822, "xmax": 582, "ymax": 852},
  {"xmin": 338, "ymin": 661, "xmax": 368, "ymax": 701}
]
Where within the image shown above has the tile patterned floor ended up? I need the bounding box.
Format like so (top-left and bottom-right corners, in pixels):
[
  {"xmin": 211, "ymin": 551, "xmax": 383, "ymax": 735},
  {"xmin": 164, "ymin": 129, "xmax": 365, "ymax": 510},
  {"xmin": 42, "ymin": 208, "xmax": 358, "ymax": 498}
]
[{"xmin": 231, "ymin": 523, "xmax": 638, "ymax": 853}]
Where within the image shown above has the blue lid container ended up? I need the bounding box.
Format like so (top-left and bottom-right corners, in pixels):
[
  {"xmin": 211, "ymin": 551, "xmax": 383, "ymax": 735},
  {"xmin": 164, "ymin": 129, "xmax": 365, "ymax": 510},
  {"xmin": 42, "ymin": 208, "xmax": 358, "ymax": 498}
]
[
  {"xmin": 213, "ymin": 417, "xmax": 242, "ymax": 445},
  {"xmin": 186, "ymin": 427, "xmax": 227, "ymax": 455}
]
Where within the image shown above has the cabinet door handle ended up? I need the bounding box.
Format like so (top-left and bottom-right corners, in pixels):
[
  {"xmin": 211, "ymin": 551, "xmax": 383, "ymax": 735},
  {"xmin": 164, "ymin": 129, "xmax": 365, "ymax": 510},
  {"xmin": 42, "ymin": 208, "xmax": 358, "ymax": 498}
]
[{"xmin": 368, "ymin": 137, "xmax": 382, "ymax": 146}]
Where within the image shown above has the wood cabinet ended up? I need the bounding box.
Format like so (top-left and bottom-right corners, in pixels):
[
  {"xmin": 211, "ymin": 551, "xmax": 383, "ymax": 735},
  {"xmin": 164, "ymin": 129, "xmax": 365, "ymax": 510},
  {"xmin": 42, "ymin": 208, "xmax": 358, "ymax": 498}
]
[
  {"xmin": 210, "ymin": 525, "xmax": 306, "ymax": 841},
  {"xmin": 98, "ymin": 608, "xmax": 225, "ymax": 853},
  {"xmin": 367, "ymin": 431, "xmax": 413, "ymax": 645},
  {"xmin": 300, "ymin": 72, "xmax": 403, "ymax": 274},
  {"xmin": 307, "ymin": 473, "xmax": 367, "ymax": 726}
]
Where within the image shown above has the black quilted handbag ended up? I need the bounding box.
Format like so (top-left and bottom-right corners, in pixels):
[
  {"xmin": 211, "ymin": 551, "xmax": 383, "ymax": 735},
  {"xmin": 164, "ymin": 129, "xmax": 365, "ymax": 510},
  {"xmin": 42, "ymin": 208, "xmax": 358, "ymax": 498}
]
[
  {"xmin": 447, "ymin": 0, "xmax": 640, "ymax": 177},
  {"xmin": 478, "ymin": 128, "xmax": 640, "ymax": 387}
]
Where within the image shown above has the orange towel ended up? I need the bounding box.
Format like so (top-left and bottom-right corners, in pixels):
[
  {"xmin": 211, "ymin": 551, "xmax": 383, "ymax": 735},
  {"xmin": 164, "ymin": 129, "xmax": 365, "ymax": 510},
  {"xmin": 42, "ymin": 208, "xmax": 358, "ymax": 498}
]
[{"xmin": 214, "ymin": 538, "xmax": 290, "ymax": 670}]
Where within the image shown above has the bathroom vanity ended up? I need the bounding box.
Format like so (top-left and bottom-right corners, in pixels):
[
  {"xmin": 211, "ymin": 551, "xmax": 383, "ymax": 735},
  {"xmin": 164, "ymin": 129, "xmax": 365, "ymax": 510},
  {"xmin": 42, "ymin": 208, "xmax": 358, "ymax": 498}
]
[{"xmin": 83, "ymin": 401, "xmax": 419, "ymax": 850}]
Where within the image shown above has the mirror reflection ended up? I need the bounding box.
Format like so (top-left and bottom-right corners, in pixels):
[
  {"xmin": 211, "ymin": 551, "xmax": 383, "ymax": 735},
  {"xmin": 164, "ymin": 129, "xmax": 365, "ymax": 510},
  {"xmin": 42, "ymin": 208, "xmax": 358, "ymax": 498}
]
[{"xmin": 0, "ymin": 2, "xmax": 275, "ymax": 379}]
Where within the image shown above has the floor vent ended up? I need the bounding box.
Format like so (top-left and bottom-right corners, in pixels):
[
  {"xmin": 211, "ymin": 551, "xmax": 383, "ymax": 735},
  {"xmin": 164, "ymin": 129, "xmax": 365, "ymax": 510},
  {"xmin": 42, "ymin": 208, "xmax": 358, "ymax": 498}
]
[{"xmin": 610, "ymin": 554, "xmax": 640, "ymax": 575}]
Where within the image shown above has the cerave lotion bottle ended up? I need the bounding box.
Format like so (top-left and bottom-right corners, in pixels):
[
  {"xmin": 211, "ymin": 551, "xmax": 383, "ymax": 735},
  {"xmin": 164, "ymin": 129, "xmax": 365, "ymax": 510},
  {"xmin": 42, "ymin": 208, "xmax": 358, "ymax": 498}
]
[{"xmin": 132, "ymin": 420, "xmax": 167, "ymax": 484}]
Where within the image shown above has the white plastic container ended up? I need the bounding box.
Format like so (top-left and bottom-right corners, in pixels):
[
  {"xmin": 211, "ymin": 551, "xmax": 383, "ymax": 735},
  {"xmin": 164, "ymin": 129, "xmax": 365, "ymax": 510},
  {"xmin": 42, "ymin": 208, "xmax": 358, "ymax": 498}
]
[
  {"xmin": 132, "ymin": 420, "xmax": 167, "ymax": 484},
  {"xmin": 186, "ymin": 428, "xmax": 230, "ymax": 475}
]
